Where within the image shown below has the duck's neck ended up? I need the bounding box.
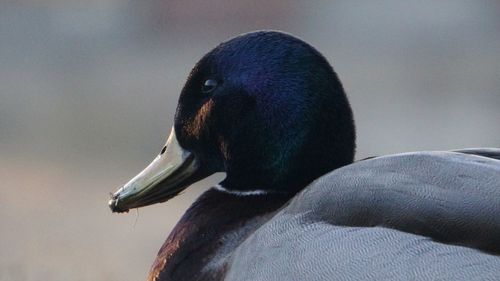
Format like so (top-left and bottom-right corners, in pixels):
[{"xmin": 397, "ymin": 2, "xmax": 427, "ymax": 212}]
[{"xmin": 147, "ymin": 188, "xmax": 291, "ymax": 281}]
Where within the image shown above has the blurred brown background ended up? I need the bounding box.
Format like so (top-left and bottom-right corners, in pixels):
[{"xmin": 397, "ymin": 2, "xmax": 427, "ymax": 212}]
[{"xmin": 1, "ymin": 1, "xmax": 499, "ymax": 280}]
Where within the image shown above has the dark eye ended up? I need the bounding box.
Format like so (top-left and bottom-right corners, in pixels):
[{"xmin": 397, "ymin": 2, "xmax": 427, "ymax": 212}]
[{"xmin": 201, "ymin": 79, "xmax": 218, "ymax": 93}]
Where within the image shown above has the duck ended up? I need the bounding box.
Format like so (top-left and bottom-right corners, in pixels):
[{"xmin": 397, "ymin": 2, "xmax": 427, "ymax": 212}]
[{"xmin": 108, "ymin": 31, "xmax": 500, "ymax": 281}]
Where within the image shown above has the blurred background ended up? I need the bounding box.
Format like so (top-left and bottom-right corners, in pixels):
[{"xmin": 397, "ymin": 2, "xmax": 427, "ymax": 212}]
[{"xmin": 1, "ymin": 1, "xmax": 499, "ymax": 280}]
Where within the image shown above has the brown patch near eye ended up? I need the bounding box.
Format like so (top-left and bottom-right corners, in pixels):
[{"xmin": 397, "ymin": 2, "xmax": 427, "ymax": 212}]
[
  {"xmin": 217, "ymin": 135, "xmax": 230, "ymax": 160},
  {"xmin": 184, "ymin": 99, "xmax": 215, "ymax": 138}
]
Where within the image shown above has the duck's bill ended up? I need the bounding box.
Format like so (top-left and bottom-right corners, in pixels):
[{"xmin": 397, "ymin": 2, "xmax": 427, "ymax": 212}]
[{"xmin": 109, "ymin": 127, "xmax": 204, "ymax": 213}]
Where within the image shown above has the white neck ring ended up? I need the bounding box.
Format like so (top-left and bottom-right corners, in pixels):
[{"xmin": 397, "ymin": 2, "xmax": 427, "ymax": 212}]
[{"xmin": 212, "ymin": 184, "xmax": 269, "ymax": 196}]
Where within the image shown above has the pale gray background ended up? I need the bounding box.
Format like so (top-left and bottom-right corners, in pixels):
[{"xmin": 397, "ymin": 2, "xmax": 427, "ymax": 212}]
[{"xmin": 1, "ymin": 1, "xmax": 499, "ymax": 280}]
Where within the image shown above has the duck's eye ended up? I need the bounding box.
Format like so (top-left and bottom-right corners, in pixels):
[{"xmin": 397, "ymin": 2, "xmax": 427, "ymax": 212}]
[
  {"xmin": 160, "ymin": 146, "xmax": 167, "ymax": 155},
  {"xmin": 201, "ymin": 79, "xmax": 218, "ymax": 93}
]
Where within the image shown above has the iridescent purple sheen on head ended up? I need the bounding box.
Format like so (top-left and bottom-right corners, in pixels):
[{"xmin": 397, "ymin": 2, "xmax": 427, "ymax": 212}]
[{"xmin": 175, "ymin": 31, "xmax": 355, "ymax": 193}]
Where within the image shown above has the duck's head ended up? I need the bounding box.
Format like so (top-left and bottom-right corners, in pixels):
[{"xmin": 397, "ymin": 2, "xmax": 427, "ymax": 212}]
[{"xmin": 109, "ymin": 31, "xmax": 355, "ymax": 213}]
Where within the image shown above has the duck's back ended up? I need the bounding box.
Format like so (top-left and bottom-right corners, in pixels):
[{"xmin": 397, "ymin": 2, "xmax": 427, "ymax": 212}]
[{"xmin": 225, "ymin": 149, "xmax": 500, "ymax": 281}]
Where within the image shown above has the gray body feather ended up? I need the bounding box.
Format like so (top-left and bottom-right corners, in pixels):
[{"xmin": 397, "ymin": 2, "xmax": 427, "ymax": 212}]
[{"xmin": 225, "ymin": 150, "xmax": 500, "ymax": 281}]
